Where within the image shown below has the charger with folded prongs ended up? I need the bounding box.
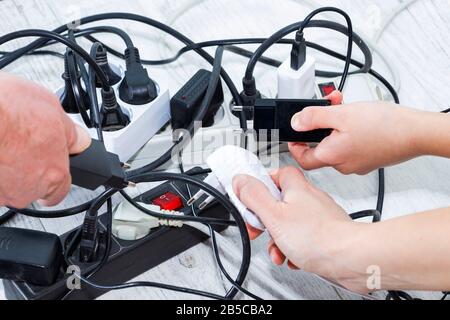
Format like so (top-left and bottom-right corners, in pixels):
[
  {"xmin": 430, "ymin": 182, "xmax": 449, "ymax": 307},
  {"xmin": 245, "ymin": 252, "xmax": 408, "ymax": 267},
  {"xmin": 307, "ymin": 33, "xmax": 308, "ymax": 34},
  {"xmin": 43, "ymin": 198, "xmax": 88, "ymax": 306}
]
[
  {"xmin": 235, "ymin": 98, "xmax": 331, "ymax": 143},
  {"xmin": 70, "ymin": 139, "xmax": 128, "ymax": 190},
  {"xmin": 0, "ymin": 227, "xmax": 63, "ymax": 286}
]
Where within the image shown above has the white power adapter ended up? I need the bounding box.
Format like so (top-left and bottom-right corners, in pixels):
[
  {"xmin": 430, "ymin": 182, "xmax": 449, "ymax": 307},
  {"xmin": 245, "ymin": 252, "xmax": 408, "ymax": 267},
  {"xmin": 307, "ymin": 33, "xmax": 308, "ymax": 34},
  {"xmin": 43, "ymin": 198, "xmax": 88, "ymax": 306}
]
[
  {"xmin": 189, "ymin": 146, "xmax": 282, "ymax": 231},
  {"xmin": 112, "ymin": 201, "xmax": 184, "ymax": 241},
  {"xmin": 277, "ymin": 55, "xmax": 316, "ymax": 99}
]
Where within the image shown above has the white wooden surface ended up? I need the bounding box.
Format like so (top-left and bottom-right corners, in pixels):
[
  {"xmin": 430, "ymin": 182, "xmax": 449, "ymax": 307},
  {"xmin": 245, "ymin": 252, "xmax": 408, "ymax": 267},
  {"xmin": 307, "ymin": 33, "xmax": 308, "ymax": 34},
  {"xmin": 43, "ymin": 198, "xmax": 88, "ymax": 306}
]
[{"xmin": 0, "ymin": 0, "xmax": 449, "ymax": 300}]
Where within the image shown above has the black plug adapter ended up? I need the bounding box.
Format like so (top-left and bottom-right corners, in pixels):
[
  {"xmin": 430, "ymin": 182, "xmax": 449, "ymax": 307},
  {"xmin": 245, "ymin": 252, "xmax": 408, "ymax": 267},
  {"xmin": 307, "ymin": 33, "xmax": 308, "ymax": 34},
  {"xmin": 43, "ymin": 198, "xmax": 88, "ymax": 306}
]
[
  {"xmin": 291, "ymin": 31, "xmax": 307, "ymax": 71},
  {"xmin": 101, "ymin": 88, "xmax": 130, "ymax": 132},
  {"xmin": 119, "ymin": 47, "xmax": 158, "ymax": 105},
  {"xmin": 236, "ymin": 77, "xmax": 262, "ymax": 121},
  {"xmin": 246, "ymin": 98, "xmax": 332, "ymax": 143},
  {"xmin": 70, "ymin": 139, "xmax": 127, "ymax": 190},
  {"xmin": 79, "ymin": 213, "xmax": 99, "ymax": 263},
  {"xmin": 95, "ymin": 45, "xmax": 122, "ymax": 87},
  {"xmin": 60, "ymin": 50, "xmax": 90, "ymax": 114},
  {"xmin": 171, "ymin": 69, "xmax": 224, "ymax": 132},
  {"xmin": 0, "ymin": 227, "xmax": 63, "ymax": 286}
]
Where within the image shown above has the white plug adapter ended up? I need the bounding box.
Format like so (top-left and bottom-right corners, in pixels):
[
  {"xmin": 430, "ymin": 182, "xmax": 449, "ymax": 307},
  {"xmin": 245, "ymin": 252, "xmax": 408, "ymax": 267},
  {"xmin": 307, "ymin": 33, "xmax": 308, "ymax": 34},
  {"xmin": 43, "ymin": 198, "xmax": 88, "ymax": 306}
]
[
  {"xmin": 277, "ymin": 55, "xmax": 316, "ymax": 99},
  {"xmin": 112, "ymin": 201, "xmax": 183, "ymax": 241},
  {"xmin": 206, "ymin": 146, "xmax": 281, "ymax": 231},
  {"xmin": 58, "ymin": 62, "xmax": 171, "ymax": 163}
]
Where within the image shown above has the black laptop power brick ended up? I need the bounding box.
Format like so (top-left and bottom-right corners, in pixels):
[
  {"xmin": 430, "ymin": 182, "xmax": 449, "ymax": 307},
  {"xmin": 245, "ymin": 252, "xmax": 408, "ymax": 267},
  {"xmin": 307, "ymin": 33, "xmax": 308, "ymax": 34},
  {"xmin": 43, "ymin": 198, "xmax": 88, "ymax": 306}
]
[
  {"xmin": 170, "ymin": 69, "xmax": 224, "ymax": 132},
  {"xmin": 0, "ymin": 227, "xmax": 63, "ymax": 286},
  {"xmin": 3, "ymin": 167, "xmax": 230, "ymax": 300}
]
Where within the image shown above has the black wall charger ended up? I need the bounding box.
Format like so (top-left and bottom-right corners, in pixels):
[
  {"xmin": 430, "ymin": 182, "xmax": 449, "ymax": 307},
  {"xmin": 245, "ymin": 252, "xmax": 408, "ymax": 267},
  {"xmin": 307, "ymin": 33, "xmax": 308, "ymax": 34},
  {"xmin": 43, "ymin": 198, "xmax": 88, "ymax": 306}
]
[
  {"xmin": 0, "ymin": 227, "xmax": 63, "ymax": 286},
  {"xmin": 237, "ymin": 98, "xmax": 332, "ymax": 143}
]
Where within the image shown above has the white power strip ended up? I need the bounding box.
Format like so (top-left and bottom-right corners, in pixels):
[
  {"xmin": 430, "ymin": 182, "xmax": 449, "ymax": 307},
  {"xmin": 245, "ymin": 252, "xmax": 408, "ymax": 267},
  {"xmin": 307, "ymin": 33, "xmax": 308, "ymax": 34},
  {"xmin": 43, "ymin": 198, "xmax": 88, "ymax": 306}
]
[
  {"xmin": 58, "ymin": 63, "xmax": 171, "ymax": 163},
  {"xmin": 124, "ymin": 74, "xmax": 385, "ymax": 170}
]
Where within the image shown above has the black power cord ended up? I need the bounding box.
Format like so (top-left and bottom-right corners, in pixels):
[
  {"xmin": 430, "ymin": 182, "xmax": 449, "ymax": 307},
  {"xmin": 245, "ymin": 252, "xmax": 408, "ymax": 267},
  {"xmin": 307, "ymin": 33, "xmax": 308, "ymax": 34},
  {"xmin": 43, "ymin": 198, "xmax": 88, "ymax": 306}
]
[
  {"xmin": 126, "ymin": 46, "xmax": 227, "ymax": 177},
  {"xmin": 0, "ymin": 210, "xmax": 16, "ymax": 225},
  {"xmin": 126, "ymin": 172, "xmax": 251, "ymax": 300},
  {"xmin": 242, "ymin": 11, "xmax": 357, "ymax": 105},
  {"xmin": 63, "ymin": 172, "xmax": 249, "ymax": 300},
  {"xmin": 0, "ymin": 9, "xmax": 431, "ymax": 301},
  {"xmin": 0, "ymin": 29, "xmax": 110, "ymax": 91},
  {"xmin": 0, "ymin": 13, "xmax": 243, "ymax": 106},
  {"xmin": 177, "ymin": 153, "xmax": 263, "ymax": 301},
  {"xmin": 0, "ymin": 22, "xmax": 382, "ymax": 302}
]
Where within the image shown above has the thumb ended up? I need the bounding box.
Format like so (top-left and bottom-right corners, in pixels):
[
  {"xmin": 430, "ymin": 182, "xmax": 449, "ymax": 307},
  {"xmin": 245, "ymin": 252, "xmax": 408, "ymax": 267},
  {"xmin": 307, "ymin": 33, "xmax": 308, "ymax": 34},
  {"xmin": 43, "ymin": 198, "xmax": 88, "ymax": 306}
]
[
  {"xmin": 233, "ymin": 175, "xmax": 281, "ymax": 230},
  {"xmin": 68, "ymin": 124, "xmax": 92, "ymax": 155},
  {"xmin": 325, "ymin": 90, "xmax": 343, "ymax": 105},
  {"xmin": 291, "ymin": 107, "xmax": 340, "ymax": 132}
]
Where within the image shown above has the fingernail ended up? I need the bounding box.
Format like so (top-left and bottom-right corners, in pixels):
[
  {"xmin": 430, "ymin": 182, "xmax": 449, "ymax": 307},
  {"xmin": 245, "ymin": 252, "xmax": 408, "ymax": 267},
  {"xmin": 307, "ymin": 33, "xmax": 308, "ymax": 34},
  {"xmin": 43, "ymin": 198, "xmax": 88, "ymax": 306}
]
[
  {"xmin": 73, "ymin": 125, "xmax": 92, "ymax": 154},
  {"xmin": 291, "ymin": 114, "xmax": 305, "ymax": 131}
]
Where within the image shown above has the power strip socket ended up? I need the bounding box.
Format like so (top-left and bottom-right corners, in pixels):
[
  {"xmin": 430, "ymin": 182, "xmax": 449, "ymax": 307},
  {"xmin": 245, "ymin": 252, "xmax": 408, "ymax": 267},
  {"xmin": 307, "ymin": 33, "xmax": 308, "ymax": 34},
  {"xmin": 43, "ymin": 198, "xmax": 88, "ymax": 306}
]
[
  {"xmin": 3, "ymin": 167, "xmax": 229, "ymax": 300},
  {"xmin": 57, "ymin": 63, "xmax": 171, "ymax": 163}
]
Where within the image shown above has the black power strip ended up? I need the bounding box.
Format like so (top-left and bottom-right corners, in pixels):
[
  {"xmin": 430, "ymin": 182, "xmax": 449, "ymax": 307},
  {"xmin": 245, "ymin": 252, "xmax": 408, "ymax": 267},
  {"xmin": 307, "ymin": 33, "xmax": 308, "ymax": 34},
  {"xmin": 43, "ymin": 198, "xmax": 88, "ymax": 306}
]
[{"xmin": 3, "ymin": 168, "xmax": 229, "ymax": 300}]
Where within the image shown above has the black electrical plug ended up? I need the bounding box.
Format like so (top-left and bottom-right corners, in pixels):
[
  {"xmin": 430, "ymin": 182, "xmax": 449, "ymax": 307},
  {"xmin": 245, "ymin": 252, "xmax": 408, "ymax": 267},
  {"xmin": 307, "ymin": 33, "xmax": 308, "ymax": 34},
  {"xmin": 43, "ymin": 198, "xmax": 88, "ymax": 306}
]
[
  {"xmin": 60, "ymin": 50, "xmax": 90, "ymax": 114},
  {"xmin": 95, "ymin": 45, "xmax": 122, "ymax": 87},
  {"xmin": 236, "ymin": 77, "xmax": 262, "ymax": 121},
  {"xmin": 80, "ymin": 213, "xmax": 98, "ymax": 263},
  {"xmin": 70, "ymin": 139, "xmax": 128, "ymax": 191},
  {"xmin": 290, "ymin": 31, "xmax": 307, "ymax": 71},
  {"xmin": 118, "ymin": 47, "xmax": 158, "ymax": 105},
  {"xmin": 101, "ymin": 88, "xmax": 130, "ymax": 132}
]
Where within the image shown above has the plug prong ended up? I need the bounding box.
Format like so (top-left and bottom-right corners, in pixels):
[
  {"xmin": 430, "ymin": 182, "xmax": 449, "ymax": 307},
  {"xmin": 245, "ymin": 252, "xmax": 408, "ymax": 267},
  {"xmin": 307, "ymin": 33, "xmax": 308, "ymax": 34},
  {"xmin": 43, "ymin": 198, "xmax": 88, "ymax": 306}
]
[
  {"xmin": 199, "ymin": 195, "xmax": 215, "ymax": 210},
  {"xmin": 187, "ymin": 190, "xmax": 205, "ymax": 206}
]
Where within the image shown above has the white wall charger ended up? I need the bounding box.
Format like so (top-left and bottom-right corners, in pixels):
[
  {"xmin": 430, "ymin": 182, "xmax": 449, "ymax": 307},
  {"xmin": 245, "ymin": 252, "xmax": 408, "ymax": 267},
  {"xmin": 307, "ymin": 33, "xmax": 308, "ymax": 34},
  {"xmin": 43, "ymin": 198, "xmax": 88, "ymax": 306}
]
[{"xmin": 277, "ymin": 55, "xmax": 316, "ymax": 99}]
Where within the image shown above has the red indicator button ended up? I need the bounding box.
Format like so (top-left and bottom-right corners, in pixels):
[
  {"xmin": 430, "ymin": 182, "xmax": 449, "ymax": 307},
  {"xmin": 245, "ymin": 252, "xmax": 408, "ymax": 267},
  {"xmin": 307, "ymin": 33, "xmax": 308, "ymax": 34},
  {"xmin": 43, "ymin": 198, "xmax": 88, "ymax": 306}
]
[
  {"xmin": 152, "ymin": 192, "xmax": 183, "ymax": 211},
  {"xmin": 319, "ymin": 82, "xmax": 337, "ymax": 97}
]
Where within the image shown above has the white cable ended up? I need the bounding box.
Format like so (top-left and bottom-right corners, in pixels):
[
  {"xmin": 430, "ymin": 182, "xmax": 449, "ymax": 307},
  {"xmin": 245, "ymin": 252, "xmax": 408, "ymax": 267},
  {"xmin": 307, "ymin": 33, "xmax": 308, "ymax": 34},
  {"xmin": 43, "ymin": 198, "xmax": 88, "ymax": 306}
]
[
  {"xmin": 373, "ymin": 0, "xmax": 421, "ymax": 43},
  {"xmin": 365, "ymin": 0, "xmax": 421, "ymax": 93}
]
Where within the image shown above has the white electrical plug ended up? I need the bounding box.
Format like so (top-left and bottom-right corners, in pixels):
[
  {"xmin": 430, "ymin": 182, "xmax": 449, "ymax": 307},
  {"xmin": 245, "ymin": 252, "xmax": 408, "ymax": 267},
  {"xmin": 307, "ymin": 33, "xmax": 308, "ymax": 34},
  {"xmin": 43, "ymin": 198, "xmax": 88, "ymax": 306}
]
[
  {"xmin": 277, "ymin": 55, "xmax": 316, "ymax": 99},
  {"xmin": 201, "ymin": 145, "xmax": 281, "ymax": 231},
  {"xmin": 112, "ymin": 201, "xmax": 184, "ymax": 241}
]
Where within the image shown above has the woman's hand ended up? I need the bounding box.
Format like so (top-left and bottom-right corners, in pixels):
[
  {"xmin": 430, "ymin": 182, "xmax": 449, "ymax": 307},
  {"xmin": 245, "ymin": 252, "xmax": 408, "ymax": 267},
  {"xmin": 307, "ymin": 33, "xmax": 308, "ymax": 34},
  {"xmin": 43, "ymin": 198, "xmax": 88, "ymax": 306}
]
[
  {"xmin": 0, "ymin": 73, "xmax": 91, "ymax": 208},
  {"xmin": 233, "ymin": 167, "xmax": 369, "ymax": 293},
  {"xmin": 289, "ymin": 91, "xmax": 426, "ymax": 175}
]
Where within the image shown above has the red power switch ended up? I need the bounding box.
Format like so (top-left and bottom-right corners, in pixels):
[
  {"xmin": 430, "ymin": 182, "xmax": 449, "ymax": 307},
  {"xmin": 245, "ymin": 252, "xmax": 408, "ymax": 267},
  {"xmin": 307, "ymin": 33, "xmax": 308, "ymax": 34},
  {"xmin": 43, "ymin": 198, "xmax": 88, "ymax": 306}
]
[
  {"xmin": 152, "ymin": 192, "xmax": 183, "ymax": 211},
  {"xmin": 318, "ymin": 82, "xmax": 337, "ymax": 97}
]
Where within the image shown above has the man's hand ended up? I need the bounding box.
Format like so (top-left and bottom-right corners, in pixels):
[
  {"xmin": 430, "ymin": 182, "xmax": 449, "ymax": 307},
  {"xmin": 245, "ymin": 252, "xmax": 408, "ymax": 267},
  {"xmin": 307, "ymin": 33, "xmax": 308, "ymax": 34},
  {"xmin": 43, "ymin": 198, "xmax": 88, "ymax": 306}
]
[
  {"xmin": 289, "ymin": 91, "xmax": 426, "ymax": 175},
  {"xmin": 233, "ymin": 167, "xmax": 365, "ymax": 292},
  {"xmin": 0, "ymin": 73, "xmax": 91, "ymax": 208}
]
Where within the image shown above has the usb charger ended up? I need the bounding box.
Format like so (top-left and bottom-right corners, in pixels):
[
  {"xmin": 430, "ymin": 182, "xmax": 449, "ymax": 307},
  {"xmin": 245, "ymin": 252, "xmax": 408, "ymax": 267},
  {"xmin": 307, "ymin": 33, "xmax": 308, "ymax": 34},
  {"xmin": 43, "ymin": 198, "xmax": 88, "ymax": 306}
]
[{"xmin": 235, "ymin": 98, "xmax": 331, "ymax": 143}]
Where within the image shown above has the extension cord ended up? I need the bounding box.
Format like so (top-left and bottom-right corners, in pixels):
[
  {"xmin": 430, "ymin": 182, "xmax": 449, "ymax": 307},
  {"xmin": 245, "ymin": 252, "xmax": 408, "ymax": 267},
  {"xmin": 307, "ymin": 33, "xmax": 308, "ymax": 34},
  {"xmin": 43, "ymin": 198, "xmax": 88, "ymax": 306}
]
[
  {"xmin": 56, "ymin": 62, "xmax": 171, "ymax": 163},
  {"xmin": 3, "ymin": 167, "xmax": 229, "ymax": 300}
]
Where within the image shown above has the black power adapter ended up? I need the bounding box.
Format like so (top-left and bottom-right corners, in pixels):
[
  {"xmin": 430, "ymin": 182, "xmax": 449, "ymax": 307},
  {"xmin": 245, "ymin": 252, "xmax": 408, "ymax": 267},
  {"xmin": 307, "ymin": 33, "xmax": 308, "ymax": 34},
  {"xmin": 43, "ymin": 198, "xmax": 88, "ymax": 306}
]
[
  {"xmin": 70, "ymin": 139, "xmax": 127, "ymax": 190},
  {"xmin": 119, "ymin": 47, "xmax": 158, "ymax": 105},
  {"xmin": 170, "ymin": 69, "xmax": 224, "ymax": 132},
  {"xmin": 240, "ymin": 98, "xmax": 332, "ymax": 143},
  {"xmin": 0, "ymin": 227, "xmax": 63, "ymax": 286}
]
